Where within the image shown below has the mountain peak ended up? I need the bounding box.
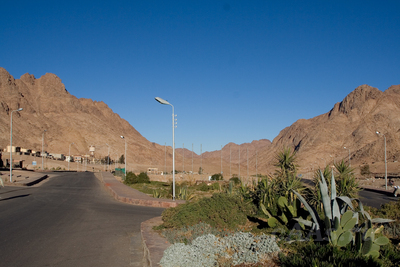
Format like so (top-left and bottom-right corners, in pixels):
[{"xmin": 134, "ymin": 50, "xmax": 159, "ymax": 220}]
[{"xmin": 338, "ymin": 84, "xmax": 382, "ymax": 115}]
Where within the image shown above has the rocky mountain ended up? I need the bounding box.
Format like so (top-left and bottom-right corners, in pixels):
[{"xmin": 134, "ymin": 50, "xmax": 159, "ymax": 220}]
[
  {"xmin": 0, "ymin": 67, "xmax": 170, "ymax": 171},
  {"xmin": 254, "ymin": 84, "xmax": 400, "ymax": 174},
  {"xmin": 1, "ymin": 67, "xmax": 399, "ymax": 176}
]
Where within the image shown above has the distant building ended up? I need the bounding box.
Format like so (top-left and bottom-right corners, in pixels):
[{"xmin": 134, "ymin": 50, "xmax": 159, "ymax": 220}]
[
  {"xmin": 147, "ymin": 167, "xmax": 162, "ymax": 175},
  {"xmin": 50, "ymin": 153, "xmax": 65, "ymax": 161}
]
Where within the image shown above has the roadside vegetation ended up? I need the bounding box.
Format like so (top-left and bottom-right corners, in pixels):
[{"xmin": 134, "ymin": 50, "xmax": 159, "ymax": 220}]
[{"xmin": 123, "ymin": 148, "xmax": 400, "ymax": 266}]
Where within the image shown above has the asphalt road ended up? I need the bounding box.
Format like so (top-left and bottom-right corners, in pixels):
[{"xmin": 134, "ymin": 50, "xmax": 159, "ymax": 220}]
[
  {"xmin": 0, "ymin": 172, "xmax": 164, "ymax": 267},
  {"xmin": 359, "ymin": 189, "xmax": 398, "ymax": 209}
]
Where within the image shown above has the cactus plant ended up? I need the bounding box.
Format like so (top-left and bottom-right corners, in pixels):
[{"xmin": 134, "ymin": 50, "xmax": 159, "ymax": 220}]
[
  {"xmin": 292, "ymin": 169, "xmax": 393, "ymax": 255},
  {"xmin": 260, "ymin": 195, "xmax": 308, "ymax": 229}
]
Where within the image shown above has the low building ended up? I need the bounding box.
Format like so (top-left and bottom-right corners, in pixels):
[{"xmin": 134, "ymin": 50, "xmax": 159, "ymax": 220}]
[{"xmin": 50, "ymin": 153, "xmax": 65, "ymax": 161}]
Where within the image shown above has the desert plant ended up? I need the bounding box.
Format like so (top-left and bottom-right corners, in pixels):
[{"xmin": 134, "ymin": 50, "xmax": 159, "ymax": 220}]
[
  {"xmin": 152, "ymin": 190, "xmax": 161, "ymax": 198},
  {"xmin": 334, "ymin": 160, "xmax": 360, "ymax": 198},
  {"xmin": 160, "ymin": 193, "xmax": 256, "ymax": 230},
  {"xmin": 292, "ymin": 170, "xmax": 393, "ymax": 257},
  {"xmin": 360, "ymin": 164, "xmax": 371, "ymax": 177},
  {"xmin": 229, "ymin": 176, "xmax": 241, "ymax": 185},
  {"xmin": 124, "ymin": 172, "xmax": 137, "ymax": 185},
  {"xmin": 210, "ymin": 173, "xmax": 223, "ymax": 181},
  {"xmin": 260, "ymin": 196, "xmax": 308, "ymax": 229},
  {"xmin": 136, "ymin": 172, "xmax": 150, "ymax": 183},
  {"xmin": 176, "ymin": 186, "xmax": 194, "ymax": 200},
  {"xmin": 274, "ymin": 147, "xmax": 298, "ymax": 179},
  {"xmin": 279, "ymin": 241, "xmax": 382, "ymax": 267}
]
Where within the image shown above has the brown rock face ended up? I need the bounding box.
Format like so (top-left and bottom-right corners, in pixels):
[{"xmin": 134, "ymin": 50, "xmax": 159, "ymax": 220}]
[
  {"xmin": 0, "ymin": 67, "xmax": 169, "ymax": 172},
  {"xmin": 256, "ymin": 84, "xmax": 400, "ymax": 174},
  {"xmin": 1, "ymin": 67, "xmax": 399, "ymax": 176}
]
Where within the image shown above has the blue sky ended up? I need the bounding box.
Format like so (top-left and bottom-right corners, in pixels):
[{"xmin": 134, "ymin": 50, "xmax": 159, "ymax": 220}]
[{"xmin": 2, "ymin": 1, "xmax": 399, "ymax": 154}]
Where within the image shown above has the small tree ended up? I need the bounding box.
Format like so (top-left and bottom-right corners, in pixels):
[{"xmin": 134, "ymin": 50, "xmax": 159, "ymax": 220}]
[
  {"xmin": 119, "ymin": 154, "xmax": 125, "ymax": 164},
  {"xmin": 360, "ymin": 164, "xmax": 371, "ymax": 177},
  {"xmin": 211, "ymin": 173, "xmax": 223, "ymax": 181},
  {"xmin": 124, "ymin": 172, "xmax": 137, "ymax": 185},
  {"xmin": 198, "ymin": 167, "xmax": 203, "ymax": 174}
]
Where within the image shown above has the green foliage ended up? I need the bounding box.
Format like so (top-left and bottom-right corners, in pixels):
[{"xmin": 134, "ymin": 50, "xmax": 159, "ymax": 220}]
[
  {"xmin": 210, "ymin": 173, "xmax": 223, "ymax": 181},
  {"xmin": 124, "ymin": 172, "xmax": 137, "ymax": 185},
  {"xmin": 152, "ymin": 190, "xmax": 161, "ymax": 198},
  {"xmin": 124, "ymin": 171, "xmax": 150, "ymax": 184},
  {"xmin": 118, "ymin": 154, "xmax": 125, "ymax": 164},
  {"xmin": 334, "ymin": 160, "xmax": 360, "ymax": 198},
  {"xmin": 292, "ymin": 170, "xmax": 394, "ymax": 257},
  {"xmin": 211, "ymin": 182, "xmax": 220, "ymax": 191},
  {"xmin": 176, "ymin": 186, "xmax": 194, "ymax": 200},
  {"xmin": 161, "ymin": 222, "xmax": 232, "ymax": 244},
  {"xmin": 274, "ymin": 147, "xmax": 298, "ymax": 179},
  {"xmin": 279, "ymin": 241, "xmax": 382, "ymax": 267},
  {"xmin": 229, "ymin": 176, "xmax": 241, "ymax": 185},
  {"xmin": 137, "ymin": 172, "xmax": 150, "ymax": 183},
  {"xmin": 360, "ymin": 164, "xmax": 371, "ymax": 177},
  {"xmin": 260, "ymin": 196, "xmax": 308, "ymax": 229},
  {"xmin": 196, "ymin": 182, "xmax": 212, "ymax": 192},
  {"xmin": 160, "ymin": 193, "xmax": 256, "ymax": 230},
  {"xmin": 198, "ymin": 167, "xmax": 203, "ymax": 174}
]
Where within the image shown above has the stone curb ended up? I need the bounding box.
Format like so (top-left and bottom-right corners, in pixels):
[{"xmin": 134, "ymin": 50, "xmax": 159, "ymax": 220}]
[
  {"xmin": 141, "ymin": 216, "xmax": 171, "ymax": 267},
  {"xmin": 361, "ymin": 185, "xmax": 394, "ymax": 196}
]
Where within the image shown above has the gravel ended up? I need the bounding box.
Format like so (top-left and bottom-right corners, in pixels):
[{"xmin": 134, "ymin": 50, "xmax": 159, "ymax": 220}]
[{"xmin": 160, "ymin": 232, "xmax": 280, "ymax": 267}]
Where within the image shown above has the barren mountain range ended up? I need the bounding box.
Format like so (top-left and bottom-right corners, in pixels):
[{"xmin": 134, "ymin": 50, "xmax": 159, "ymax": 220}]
[{"xmin": 1, "ymin": 67, "xmax": 399, "ymax": 176}]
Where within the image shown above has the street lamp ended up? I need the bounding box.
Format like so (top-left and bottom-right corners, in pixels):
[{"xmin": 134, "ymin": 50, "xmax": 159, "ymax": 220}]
[
  {"xmin": 68, "ymin": 142, "xmax": 74, "ymax": 171},
  {"xmin": 10, "ymin": 108, "xmax": 23, "ymax": 182},
  {"xmin": 106, "ymin": 143, "xmax": 110, "ymax": 172},
  {"xmin": 376, "ymin": 131, "xmax": 388, "ymax": 190},
  {"xmin": 155, "ymin": 97, "xmax": 176, "ymax": 200},
  {"xmin": 42, "ymin": 129, "xmax": 47, "ymax": 170},
  {"xmin": 120, "ymin": 136, "xmax": 127, "ymax": 178},
  {"xmin": 343, "ymin": 147, "xmax": 351, "ymax": 167}
]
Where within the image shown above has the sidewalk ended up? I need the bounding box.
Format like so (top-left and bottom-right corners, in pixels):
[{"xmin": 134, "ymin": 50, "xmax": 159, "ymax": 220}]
[
  {"xmin": 0, "ymin": 169, "xmax": 49, "ymax": 186},
  {"xmin": 95, "ymin": 172, "xmax": 184, "ymax": 267}
]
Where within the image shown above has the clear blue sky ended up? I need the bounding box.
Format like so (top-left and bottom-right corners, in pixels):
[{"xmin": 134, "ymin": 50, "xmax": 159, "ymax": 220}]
[{"xmin": 2, "ymin": 1, "xmax": 399, "ymax": 154}]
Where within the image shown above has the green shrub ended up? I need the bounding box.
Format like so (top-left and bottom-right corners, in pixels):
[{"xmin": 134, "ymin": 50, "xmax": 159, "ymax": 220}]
[
  {"xmin": 279, "ymin": 241, "xmax": 382, "ymax": 267},
  {"xmin": 124, "ymin": 171, "xmax": 150, "ymax": 184},
  {"xmin": 210, "ymin": 173, "xmax": 223, "ymax": 181},
  {"xmin": 196, "ymin": 182, "xmax": 211, "ymax": 192},
  {"xmin": 211, "ymin": 182, "xmax": 220, "ymax": 191},
  {"xmin": 136, "ymin": 172, "xmax": 150, "ymax": 183},
  {"xmin": 229, "ymin": 176, "xmax": 241, "ymax": 185},
  {"xmin": 160, "ymin": 193, "xmax": 256, "ymax": 230},
  {"xmin": 162, "ymin": 222, "xmax": 232, "ymax": 244},
  {"xmin": 124, "ymin": 172, "xmax": 137, "ymax": 184},
  {"xmin": 360, "ymin": 164, "xmax": 372, "ymax": 177}
]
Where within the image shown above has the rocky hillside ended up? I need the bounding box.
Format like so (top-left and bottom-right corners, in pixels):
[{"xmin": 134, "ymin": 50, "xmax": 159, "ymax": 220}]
[
  {"xmin": 1, "ymin": 67, "xmax": 399, "ymax": 176},
  {"xmin": 0, "ymin": 67, "xmax": 170, "ymax": 170},
  {"xmin": 254, "ymin": 84, "xmax": 400, "ymax": 173}
]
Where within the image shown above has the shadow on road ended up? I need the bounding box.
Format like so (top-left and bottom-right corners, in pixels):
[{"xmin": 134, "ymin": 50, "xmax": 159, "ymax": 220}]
[{"xmin": 0, "ymin": 194, "xmax": 30, "ymax": 201}]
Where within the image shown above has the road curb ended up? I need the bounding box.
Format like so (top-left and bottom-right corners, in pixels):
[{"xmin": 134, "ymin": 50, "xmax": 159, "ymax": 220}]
[
  {"xmin": 141, "ymin": 216, "xmax": 171, "ymax": 267},
  {"xmin": 361, "ymin": 186, "xmax": 394, "ymax": 196},
  {"xmin": 22, "ymin": 175, "xmax": 49, "ymax": 186}
]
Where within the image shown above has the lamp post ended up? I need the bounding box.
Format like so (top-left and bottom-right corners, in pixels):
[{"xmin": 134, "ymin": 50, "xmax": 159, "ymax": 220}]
[
  {"xmin": 376, "ymin": 131, "xmax": 388, "ymax": 190},
  {"xmin": 155, "ymin": 97, "xmax": 176, "ymax": 200},
  {"xmin": 105, "ymin": 143, "xmax": 110, "ymax": 172},
  {"xmin": 343, "ymin": 147, "xmax": 351, "ymax": 167},
  {"xmin": 68, "ymin": 142, "xmax": 74, "ymax": 171},
  {"xmin": 120, "ymin": 136, "xmax": 127, "ymax": 178},
  {"xmin": 10, "ymin": 108, "xmax": 23, "ymax": 182},
  {"xmin": 42, "ymin": 129, "xmax": 47, "ymax": 170}
]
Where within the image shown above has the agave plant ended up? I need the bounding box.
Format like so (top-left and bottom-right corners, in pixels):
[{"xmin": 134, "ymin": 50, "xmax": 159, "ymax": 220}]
[{"xmin": 292, "ymin": 170, "xmax": 393, "ymax": 257}]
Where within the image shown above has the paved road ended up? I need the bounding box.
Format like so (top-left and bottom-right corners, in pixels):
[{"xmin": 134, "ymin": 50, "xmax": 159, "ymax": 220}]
[
  {"xmin": 0, "ymin": 172, "xmax": 164, "ymax": 267},
  {"xmin": 359, "ymin": 189, "xmax": 397, "ymax": 209}
]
